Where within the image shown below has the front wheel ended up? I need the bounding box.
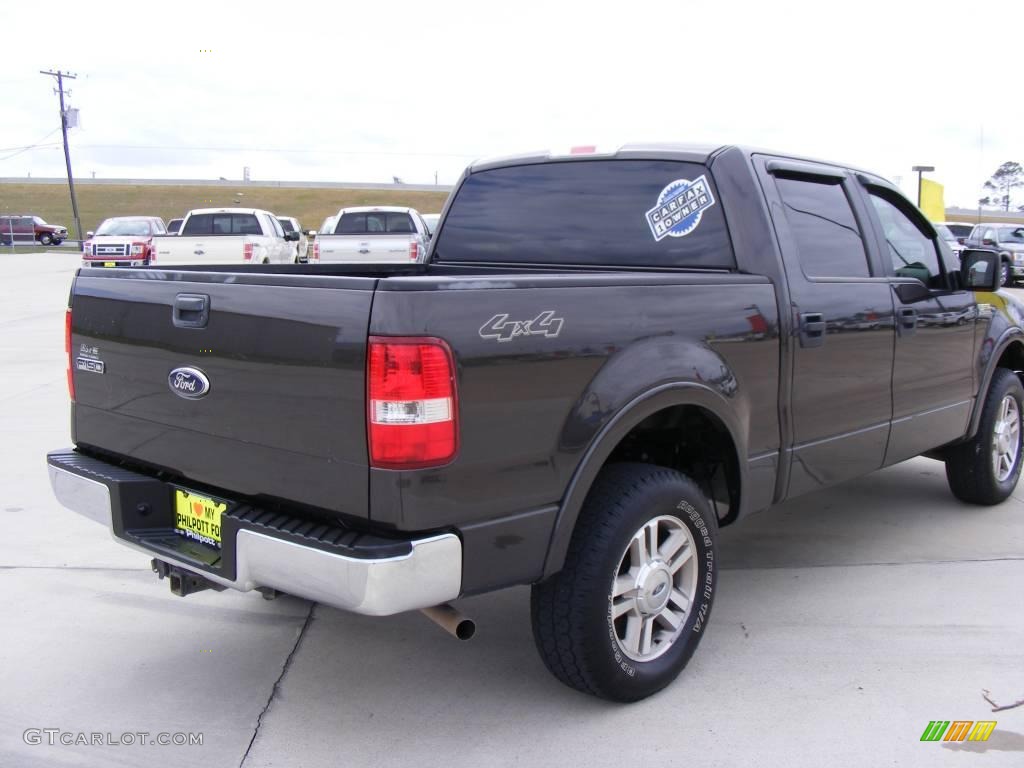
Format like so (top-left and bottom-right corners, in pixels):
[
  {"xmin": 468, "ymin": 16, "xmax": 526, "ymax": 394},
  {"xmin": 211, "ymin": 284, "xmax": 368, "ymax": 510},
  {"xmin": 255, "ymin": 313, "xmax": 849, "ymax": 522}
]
[
  {"xmin": 945, "ymin": 368, "xmax": 1024, "ymax": 504},
  {"xmin": 999, "ymin": 261, "xmax": 1011, "ymax": 287},
  {"xmin": 531, "ymin": 463, "xmax": 718, "ymax": 702},
  {"xmin": 38, "ymin": 233, "xmax": 53, "ymax": 246}
]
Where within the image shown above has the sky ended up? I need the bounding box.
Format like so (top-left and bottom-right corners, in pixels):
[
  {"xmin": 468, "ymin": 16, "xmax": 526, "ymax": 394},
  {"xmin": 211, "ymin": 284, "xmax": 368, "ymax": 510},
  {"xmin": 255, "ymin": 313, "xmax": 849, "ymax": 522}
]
[{"xmin": 1, "ymin": 0, "xmax": 1022, "ymax": 210}]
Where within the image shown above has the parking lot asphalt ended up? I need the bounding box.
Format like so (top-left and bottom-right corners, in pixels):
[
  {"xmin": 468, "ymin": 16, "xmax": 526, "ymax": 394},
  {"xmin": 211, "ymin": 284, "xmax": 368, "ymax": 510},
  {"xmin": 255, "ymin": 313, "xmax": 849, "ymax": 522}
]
[{"xmin": 1, "ymin": 253, "xmax": 1022, "ymax": 767}]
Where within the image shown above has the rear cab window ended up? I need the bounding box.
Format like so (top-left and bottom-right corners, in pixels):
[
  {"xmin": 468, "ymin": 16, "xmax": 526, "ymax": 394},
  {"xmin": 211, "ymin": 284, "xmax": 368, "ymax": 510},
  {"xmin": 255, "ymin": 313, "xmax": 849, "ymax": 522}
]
[
  {"xmin": 335, "ymin": 212, "xmax": 416, "ymax": 235},
  {"xmin": 183, "ymin": 213, "xmax": 261, "ymax": 236},
  {"xmin": 433, "ymin": 160, "xmax": 735, "ymax": 268}
]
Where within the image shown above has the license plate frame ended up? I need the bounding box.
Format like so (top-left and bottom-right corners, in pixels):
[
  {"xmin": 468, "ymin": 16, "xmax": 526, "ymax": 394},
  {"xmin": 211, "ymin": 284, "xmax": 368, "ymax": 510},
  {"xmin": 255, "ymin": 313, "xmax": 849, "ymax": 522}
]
[{"xmin": 173, "ymin": 488, "xmax": 226, "ymax": 550}]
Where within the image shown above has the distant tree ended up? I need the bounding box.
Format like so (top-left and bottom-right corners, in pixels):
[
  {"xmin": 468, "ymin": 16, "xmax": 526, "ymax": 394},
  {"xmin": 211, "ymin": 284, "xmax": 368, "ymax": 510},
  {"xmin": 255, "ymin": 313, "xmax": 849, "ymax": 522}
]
[{"xmin": 982, "ymin": 161, "xmax": 1024, "ymax": 212}]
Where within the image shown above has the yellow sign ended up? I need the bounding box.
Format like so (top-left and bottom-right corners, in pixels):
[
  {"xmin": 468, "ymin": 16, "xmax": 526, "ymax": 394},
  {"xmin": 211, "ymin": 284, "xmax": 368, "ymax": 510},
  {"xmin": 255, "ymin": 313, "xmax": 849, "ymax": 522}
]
[{"xmin": 920, "ymin": 178, "xmax": 946, "ymax": 223}]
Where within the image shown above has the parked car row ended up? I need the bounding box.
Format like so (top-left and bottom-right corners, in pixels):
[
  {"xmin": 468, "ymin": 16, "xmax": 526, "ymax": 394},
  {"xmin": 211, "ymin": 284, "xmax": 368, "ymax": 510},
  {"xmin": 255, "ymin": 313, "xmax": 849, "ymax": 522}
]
[{"xmin": 80, "ymin": 205, "xmax": 441, "ymax": 268}]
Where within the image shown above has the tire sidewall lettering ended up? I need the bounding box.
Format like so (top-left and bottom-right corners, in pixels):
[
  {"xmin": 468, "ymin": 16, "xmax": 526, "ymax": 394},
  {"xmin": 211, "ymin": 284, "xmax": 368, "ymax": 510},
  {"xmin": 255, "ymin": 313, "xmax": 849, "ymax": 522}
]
[{"xmin": 603, "ymin": 495, "xmax": 717, "ymax": 676}]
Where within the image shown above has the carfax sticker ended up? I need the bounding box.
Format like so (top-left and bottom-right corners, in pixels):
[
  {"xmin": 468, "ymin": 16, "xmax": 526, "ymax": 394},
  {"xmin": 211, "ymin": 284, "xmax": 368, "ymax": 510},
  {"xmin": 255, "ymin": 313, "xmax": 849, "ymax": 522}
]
[{"xmin": 645, "ymin": 175, "xmax": 716, "ymax": 241}]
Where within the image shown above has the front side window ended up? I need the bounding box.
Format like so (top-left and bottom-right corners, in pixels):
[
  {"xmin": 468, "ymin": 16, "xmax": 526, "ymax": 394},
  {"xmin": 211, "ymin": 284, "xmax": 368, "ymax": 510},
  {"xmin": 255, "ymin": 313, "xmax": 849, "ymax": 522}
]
[
  {"xmin": 997, "ymin": 226, "xmax": 1024, "ymax": 244},
  {"xmin": 774, "ymin": 175, "xmax": 869, "ymax": 278},
  {"xmin": 278, "ymin": 218, "xmax": 295, "ymax": 234},
  {"xmin": 868, "ymin": 190, "xmax": 943, "ymax": 288}
]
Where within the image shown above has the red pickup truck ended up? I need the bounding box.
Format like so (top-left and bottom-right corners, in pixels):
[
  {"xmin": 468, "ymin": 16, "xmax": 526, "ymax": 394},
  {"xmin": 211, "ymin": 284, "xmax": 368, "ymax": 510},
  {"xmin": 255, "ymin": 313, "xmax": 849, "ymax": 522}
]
[{"xmin": 0, "ymin": 214, "xmax": 68, "ymax": 245}]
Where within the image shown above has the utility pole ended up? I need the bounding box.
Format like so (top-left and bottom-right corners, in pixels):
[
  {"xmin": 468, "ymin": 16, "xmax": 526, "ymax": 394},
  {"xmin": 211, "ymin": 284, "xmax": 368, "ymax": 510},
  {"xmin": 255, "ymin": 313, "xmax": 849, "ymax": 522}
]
[{"xmin": 40, "ymin": 69, "xmax": 82, "ymax": 243}]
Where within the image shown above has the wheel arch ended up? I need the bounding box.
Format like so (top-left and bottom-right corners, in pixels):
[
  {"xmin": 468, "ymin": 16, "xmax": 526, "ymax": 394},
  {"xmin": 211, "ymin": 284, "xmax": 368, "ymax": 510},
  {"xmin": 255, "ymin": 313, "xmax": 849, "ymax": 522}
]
[
  {"xmin": 541, "ymin": 383, "xmax": 746, "ymax": 579},
  {"xmin": 967, "ymin": 329, "xmax": 1024, "ymax": 440}
]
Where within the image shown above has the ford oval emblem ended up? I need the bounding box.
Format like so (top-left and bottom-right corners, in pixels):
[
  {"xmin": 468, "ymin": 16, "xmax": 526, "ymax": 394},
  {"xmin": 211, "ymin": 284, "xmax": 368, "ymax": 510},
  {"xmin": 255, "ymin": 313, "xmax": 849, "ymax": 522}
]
[{"xmin": 168, "ymin": 367, "xmax": 211, "ymax": 399}]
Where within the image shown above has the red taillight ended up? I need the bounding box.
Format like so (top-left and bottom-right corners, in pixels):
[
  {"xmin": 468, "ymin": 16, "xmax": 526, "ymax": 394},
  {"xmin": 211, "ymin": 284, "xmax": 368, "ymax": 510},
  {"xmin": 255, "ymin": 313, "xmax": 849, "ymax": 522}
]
[
  {"xmin": 408, "ymin": 241, "xmax": 420, "ymax": 261},
  {"xmin": 65, "ymin": 308, "xmax": 75, "ymax": 401},
  {"xmin": 367, "ymin": 337, "xmax": 457, "ymax": 469},
  {"xmin": 243, "ymin": 243, "xmax": 254, "ymax": 262},
  {"xmin": 312, "ymin": 240, "xmax": 320, "ymax": 262}
]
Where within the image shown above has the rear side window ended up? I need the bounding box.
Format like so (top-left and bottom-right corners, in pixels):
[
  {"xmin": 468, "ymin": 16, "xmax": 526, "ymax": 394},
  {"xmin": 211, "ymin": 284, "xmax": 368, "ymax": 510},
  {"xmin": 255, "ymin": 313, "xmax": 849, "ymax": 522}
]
[
  {"xmin": 335, "ymin": 212, "xmax": 415, "ymax": 235},
  {"xmin": 774, "ymin": 176, "xmax": 869, "ymax": 278},
  {"xmin": 434, "ymin": 160, "xmax": 735, "ymax": 268}
]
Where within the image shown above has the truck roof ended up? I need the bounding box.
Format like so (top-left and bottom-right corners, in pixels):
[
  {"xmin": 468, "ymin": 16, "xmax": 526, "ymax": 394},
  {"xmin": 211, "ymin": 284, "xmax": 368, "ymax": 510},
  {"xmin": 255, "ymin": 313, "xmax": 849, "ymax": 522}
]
[
  {"xmin": 469, "ymin": 143, "xmax": 885, "ymax": 185},
  {"xmin": 336, "ymin": 206, "xmax": 418, "ymax": 215},
  {"xmin": 186, "ymin": 208, "xmax": 276, "ymax": 216}
]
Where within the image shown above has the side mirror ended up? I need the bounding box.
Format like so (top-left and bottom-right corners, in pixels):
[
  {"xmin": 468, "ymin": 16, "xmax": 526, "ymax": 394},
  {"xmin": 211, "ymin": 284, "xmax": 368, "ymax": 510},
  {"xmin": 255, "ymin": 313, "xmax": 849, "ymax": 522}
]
[
  {"xmin": 957, "ymin": 237, "xmax": 966, "ymax": 245},
  {"xmin": 960, "ymin": 249, "xmax": 1001, "ymax": 291},
  {"xmin": 86, "ymin": 231, "xmax": 94, "ymax": 237},
  {"xmin": 284, "ymin": 230, "xmax": 300, "ymax": 242},
  {"xmin": 982, "ymin": 238, "xmax": 996, "ymax": 247}
]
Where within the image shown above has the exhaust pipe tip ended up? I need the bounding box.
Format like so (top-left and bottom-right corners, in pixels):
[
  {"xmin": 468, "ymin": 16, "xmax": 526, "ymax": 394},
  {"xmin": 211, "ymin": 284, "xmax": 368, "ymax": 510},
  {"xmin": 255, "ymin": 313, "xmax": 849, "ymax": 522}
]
[
  {"xmin": 454, "ymin": 617, "xmax": 476, "ymax": 641},
  {"xmin": 421, "ymin": 603, "xmax": 476, "ymax": 641}
]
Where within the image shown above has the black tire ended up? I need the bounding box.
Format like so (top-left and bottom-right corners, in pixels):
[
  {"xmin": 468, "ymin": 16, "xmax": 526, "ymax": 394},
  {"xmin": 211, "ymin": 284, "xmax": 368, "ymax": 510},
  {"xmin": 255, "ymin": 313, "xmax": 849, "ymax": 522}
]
[
  {"xmin": 38, "ymin": 233, "xmax": 52, "ymax": 246},
  {"xmin": 999, "ymin": 261, "xmax": 1010, "ymax": 287},
  {"xmin": 53, "ymin": 238, "xmax": 64, "ymax": 246},
  {"xmin": 531, "ymin": 463, "xmax": 718, "ymax": 702},
  {"xmin": 945, "ymin": 368, "xmax": 1024, "ymax": 504}
]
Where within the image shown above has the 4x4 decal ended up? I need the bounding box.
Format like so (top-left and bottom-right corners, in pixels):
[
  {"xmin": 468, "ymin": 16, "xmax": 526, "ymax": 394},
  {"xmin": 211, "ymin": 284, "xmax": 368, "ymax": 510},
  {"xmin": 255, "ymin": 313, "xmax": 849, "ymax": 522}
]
[{"xmin": 479, "ymin": 311, "xmax": 564, "ymax": 343}]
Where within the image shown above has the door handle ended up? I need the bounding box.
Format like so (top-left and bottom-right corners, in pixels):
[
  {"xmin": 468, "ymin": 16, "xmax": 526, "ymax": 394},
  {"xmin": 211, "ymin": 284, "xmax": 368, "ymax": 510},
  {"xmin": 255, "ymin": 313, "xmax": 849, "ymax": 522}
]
[
  {"xmin": 898, "ymin": 308, "xmax": 917, "ymax": 336},
  {"xmin": 173, "ymin": 293, "xmax": 210, "ymax": 329},
  {"xmin": 358, "ymin": 248, "xmax": 370, "ymax": 254},
  {"xmin": 799, "ymin": 312, "xmax": 826, "ymax": 348}
]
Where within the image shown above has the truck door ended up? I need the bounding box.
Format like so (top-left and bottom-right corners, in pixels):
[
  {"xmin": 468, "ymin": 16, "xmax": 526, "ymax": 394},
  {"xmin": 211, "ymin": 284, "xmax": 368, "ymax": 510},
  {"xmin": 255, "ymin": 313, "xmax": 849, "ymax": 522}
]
[
  {"xmin": 756, "ymin": 158, "xmax": 896, "ymax": 497},
  {"xmin": 857, "ymin": 183, "xmax": 977, "ymax": 464}
]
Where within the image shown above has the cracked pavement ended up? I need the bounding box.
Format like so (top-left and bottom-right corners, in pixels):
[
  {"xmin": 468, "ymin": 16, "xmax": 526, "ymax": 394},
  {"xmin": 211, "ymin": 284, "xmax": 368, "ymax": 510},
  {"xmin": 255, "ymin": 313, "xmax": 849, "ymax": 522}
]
[{"xmin": 1, "ymin": 254, "xmax": 1022, "ymax": 767}]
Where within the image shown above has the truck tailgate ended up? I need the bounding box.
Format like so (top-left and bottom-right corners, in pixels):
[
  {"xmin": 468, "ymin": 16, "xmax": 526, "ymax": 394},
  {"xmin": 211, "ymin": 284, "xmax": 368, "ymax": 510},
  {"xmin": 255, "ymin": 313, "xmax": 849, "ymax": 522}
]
[
  {"xmin": 318, "ymin": 235, "xmax": 415, "ymax": 264},
  {"xmin": 69, "ymin": 269, "xmax": 374, "ymax": 521}
]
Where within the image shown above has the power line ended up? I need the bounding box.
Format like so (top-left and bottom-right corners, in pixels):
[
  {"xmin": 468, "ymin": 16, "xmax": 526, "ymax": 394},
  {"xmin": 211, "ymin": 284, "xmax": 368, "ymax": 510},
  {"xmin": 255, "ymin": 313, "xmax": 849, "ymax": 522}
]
[
  {"xmin": 0, "ymin": 131, "xmax": 61, "ymax": 161},
  {"xmin": 39, "ymin": 69, "xmax": 82, "ymax": 241}
]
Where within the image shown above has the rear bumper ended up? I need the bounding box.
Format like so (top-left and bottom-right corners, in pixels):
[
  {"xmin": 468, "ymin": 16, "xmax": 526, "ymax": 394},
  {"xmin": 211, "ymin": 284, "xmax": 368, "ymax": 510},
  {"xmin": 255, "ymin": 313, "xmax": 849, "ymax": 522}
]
[{"xmin": 47, "ymin": 449, "xmax": 462, "ymax": 616}]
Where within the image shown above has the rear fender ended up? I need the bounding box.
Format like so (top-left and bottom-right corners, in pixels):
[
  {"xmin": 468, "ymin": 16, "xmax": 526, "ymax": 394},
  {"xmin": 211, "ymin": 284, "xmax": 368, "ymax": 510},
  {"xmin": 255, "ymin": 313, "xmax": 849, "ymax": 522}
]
[{"xmin": 542, "ymin": 338, "xmax": 748, "ymax": 578}]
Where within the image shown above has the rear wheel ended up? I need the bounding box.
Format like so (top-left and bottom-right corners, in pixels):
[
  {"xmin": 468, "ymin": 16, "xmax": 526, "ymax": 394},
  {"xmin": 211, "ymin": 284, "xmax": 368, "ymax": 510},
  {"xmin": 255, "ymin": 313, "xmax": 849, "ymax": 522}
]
[
  {"xmin": 531, "ymin": 463, "xmax": 718, "ymax": 702},
  {"xmin": 945, "ymin": 368, "xmax": 1024, "ymax": 504}
]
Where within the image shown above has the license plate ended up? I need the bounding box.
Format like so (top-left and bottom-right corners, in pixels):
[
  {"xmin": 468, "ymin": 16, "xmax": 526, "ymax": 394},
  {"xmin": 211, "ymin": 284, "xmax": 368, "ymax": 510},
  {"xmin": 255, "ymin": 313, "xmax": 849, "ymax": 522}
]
[
  {"xmin": 103, "ymin": 261, "xmax": 116, "ymax": 267},
  {"xmin": 174, "ymin": 489, "xmax": 225, "ymax": 549}
]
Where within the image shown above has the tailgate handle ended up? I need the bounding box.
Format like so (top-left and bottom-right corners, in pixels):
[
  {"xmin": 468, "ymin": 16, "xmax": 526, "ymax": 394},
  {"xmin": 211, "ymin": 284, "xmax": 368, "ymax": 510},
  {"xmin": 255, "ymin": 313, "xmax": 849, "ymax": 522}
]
[{"xmin": 173, "ymin": 294, "xmax": 210, "ymax": 329}]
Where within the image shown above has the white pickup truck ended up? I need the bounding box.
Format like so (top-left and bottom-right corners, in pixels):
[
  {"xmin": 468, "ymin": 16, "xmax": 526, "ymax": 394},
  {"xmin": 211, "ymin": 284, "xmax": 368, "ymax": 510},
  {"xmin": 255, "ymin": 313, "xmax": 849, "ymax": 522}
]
[
  {"xmin": 313, "ymin": 206, "xmax": 431, "ymax": 264},
  {"xmin": 153, "ymin": 208, "xmax": 298, "ymax": 265}
]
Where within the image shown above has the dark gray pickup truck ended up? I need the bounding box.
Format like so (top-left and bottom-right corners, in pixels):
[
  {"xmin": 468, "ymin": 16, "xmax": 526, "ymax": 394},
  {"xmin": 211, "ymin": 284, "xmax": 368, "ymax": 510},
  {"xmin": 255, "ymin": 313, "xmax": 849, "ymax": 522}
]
[{"xmin": 49, "ymin": 144, "xmax": 1024, "ymax": 701}]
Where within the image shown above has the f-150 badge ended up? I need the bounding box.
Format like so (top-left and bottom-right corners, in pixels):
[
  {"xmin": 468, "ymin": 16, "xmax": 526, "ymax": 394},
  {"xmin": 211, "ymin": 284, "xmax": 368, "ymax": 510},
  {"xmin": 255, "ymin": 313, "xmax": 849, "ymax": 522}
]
[
  {"xmin": 645, "ymin": 175, "xmax": 716, "ymax": 241},
  {"xmin": 479, "ymin": 311, "xmax": 564, "ymax": 343}
]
